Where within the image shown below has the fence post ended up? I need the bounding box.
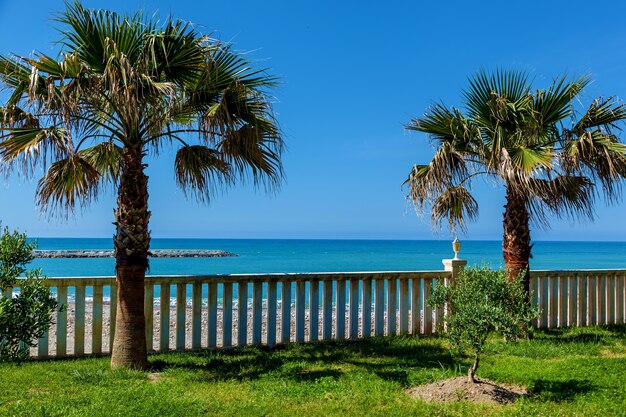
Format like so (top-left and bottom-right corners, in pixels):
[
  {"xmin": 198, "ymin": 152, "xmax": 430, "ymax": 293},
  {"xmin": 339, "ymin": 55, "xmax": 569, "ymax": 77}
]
[
  {"xmin": 441, "ymin": 239, "xmax": 467, "ymax": 330},
  {"xmin": 441, "ymin": 238, "xmax": 467, "ymax": 281}
]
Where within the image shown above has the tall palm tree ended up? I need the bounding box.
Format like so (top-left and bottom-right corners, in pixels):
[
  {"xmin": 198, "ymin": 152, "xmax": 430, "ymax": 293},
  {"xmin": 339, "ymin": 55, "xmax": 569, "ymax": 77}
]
[
  {"xmin": 0, "ymin": 2, "xmax": 283, "ymax": 369},
  {"xmin": 406, "ymin": 70, "xmax": 626, "ymax": 292}
]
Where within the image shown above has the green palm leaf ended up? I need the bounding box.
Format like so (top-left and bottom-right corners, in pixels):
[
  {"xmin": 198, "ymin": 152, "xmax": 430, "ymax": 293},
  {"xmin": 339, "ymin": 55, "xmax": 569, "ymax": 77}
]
[
  {"xmin": 36, "ymin": 153, "xmax": 100, "ymax": 214},
  {"xmin": 431, "ymin": 186, "xmax": 478, "ymax": 232},
  {"xmin": 175, "ymin": 145, "xmax": 232, "ymax": 202}
]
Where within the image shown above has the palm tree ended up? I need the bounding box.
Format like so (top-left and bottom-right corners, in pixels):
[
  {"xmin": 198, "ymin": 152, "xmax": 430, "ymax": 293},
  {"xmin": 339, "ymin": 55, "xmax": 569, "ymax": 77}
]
[
  {"xmin": 406, "ymin": 70, "xmax": 626, "ymax": 292},
  {"xmin": 0, "ymin": 2, "xmax": 283, "ymax": 369}
]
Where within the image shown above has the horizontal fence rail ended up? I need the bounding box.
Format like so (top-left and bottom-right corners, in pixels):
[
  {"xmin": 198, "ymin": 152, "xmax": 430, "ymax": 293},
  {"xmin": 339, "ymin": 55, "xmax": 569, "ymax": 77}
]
[{"xmin": 4, "ymin": 269, "xmax": 626, "ymax": 359}]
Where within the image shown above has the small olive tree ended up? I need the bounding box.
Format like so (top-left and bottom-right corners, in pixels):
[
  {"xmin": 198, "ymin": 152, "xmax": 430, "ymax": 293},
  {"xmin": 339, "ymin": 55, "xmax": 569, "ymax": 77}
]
[
  {"xmin": 0, "ymin": 226, "xmax": 57, "ymax": 362},
  {"xmin": 429, "ymin": 266, "xmax": 537, "ymax": 382}
]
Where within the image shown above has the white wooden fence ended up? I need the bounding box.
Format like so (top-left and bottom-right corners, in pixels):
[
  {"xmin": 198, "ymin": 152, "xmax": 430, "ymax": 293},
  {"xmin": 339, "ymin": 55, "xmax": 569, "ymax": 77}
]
[
  {"xmin": 530, "ymin": 270, "xmax": 626, "ymax": 328},
  {"xmin": 5, "ymin": 269, "xmax": 626, "ymax": 359}
]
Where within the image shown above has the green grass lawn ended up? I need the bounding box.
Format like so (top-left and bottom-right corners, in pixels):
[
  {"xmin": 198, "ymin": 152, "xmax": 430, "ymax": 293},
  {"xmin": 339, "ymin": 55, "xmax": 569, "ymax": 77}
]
[{"xmin": 2, "ymin": 326, "xmax": 626, "ymax": 417}]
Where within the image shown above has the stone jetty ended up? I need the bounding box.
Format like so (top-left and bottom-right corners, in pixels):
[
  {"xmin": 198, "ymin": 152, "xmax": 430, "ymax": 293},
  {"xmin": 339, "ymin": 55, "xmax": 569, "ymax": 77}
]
[{"xmin": 33, "ymin": 249, "xmax": 238, "ymax": 258}]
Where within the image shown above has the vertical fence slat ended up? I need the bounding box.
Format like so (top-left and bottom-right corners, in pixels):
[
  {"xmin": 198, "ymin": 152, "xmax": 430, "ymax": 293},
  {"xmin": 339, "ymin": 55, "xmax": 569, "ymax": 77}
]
[
  {"xmin": 323, "ymin": 281, "xmax": 333, "ymax": 341},
  {"xmin": 620, "ymin": 274, "xmax": 626, "ymax": 321},
  {"xmin": 238, "ymin": 282, "xmax": 249, "ymax": 347},
  {"xmin": 423, "ymin": 278, "xmax": 432, "ymax": 335},
  {"xmin": 281, "ymin": 281, "xmax": 291, "ymax": 344},
  {"xmin": 309, "ymin": 281, "xmax": 320, "ymax": 342},
  {"xmin": 559, "ymin": 275, "xmax": 567, "ymax": 328},
  {"xmin": 208, "ymin": 282, "xmax": 218, "ymax": 348},
  {"xmin": 253, "ymin": 282, "xmax": 263, "ymax": 345},
  {"xmin": 540, "ymin": 276, "xmax": 550, "ymax": 328},
  {"xmin": 594, "ymin": 275, "xmax": 601, "ymax": 325},
  {"xmin": 176, "ymin": 283, "xmax": 186, "ymax": 350},
  {"xmin": 144, "ymin": 284, "xmax": 154, "ymax": 351},
  {"xmin": 56, "ymin": 286, "xmax": 68, "ymax": 357},
  {"xmin": 92, "ymin": 285, "xmax": 103, "ymax": 355},
  {"xmin": 37, "ymin": 284, "xmax": 49, "ymax": 358},
  {"xmin": 109, "ymin": 283, "xmax": 117, "ymax": 352},
  {"xmin": 411, "ymin": 277, "xmax": 421, "ymax": 335},
  {"xmin": 608, "ymin": 274, "xmax": 615, "ymax": 325},
  {"xmin": 37, "ymin": 328, "xmax": 49, "ymax": 358},
  {"xmin": 387, "ymin": 278, "xmax": 397, "ymax": 335},
  {"xmin": 160, "ymin": 284, "xmax": 170, "ymax": 351},
  {"xmin": 349, "ymin": 279, "xmax": 359, "ymax": 339},
  {"xmin": 599, "ymin": 274, "xmax": 606, "ymax": 325},
  {"xmin": 549, "ymin": 276, "xmax": 558, "ymax": 328},
  {"xmin": 531, "ymin": 275, "xmax": 539, "ymax": 328},
  {"xmin": 336, "ymin": 280, "xmax": 346, "ymax": 340},
  {"xmin": 296, "ymin": 281, "xmax": 306, "ymax": 343},
  {"xmin": 375, "ymin": 279, "xmax": 385, "ymax": 336},
  {"xmin": 362, "ymin": 278, "xmax": 372, "ymax": 338},
  {"xmin": 615, "ymin": 273, "xmax": 624, "ymax": 324},
  {"xmin": 267, "ymin": 281, "xmax": 277, "ymax": 346},
  {"xmin": 399, "ymin": 279, "xmax": 409, "ymax": 335},
  {"xmin": 223, "ymin": 283, "xmax": 233, "ymax": 348},
  {"xmin": 585, "ymin": 274, "xmax": 593, "ymax": 326},
  {"xmin": 585, "ymin": 274, "xmax": 596, "ymax": 326},
  {"xmin": 578, "ymin": 275, "xmax": 586, "ymax": 327},
  {"xmin": 74, "ymin": 285, "xmax": 85, "ymax": 356},
  {"xmin": 567, "ymin": 275, "xmax": 575, "ymax": 328},
  {"xmin": 191, "ymin": 283, "xmax": 202, "ymax": 349}
]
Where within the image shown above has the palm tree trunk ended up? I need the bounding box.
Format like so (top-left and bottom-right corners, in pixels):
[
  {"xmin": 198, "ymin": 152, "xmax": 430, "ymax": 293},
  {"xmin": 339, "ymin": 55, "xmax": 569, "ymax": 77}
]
[
  {"xmin": 502, "ymin": 184, "xmax": 531, "ymax": 295},
  {"xmin": 110, "ymin": 147, "xmax": 151, "ymax": 370}
]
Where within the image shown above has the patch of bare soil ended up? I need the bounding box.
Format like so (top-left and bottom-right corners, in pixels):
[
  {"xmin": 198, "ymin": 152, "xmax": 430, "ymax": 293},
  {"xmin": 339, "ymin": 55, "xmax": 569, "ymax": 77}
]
[
  {"xmin": 600, "ymin": 349, "xmax": 626, "ymax": 358},
  {"xmin": 147, "ymin": 373, "xmax": 162, "ymax": 383},
  {"xmin": 407, "ymin": 376, "xmax": 526, "ymax": 404}
]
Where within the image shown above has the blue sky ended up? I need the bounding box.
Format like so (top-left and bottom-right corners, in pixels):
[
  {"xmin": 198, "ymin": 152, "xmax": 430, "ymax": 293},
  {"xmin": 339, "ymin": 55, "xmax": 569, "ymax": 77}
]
[{"xmin": 1, "ymin": 0, "xmax": 625, "ymax": 240}]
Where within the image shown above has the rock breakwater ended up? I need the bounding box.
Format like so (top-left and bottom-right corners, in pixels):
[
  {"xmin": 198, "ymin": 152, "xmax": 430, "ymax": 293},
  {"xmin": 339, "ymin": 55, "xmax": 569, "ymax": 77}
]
[{"xmin": 33, "ymin": 249, "xmax": 238, "ymax": 258}]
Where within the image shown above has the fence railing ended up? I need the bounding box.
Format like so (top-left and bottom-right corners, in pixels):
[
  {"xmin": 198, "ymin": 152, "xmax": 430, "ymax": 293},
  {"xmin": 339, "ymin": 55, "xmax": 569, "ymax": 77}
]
[{"xmin": 5, "ymin": 268, "xmax": 626, "ymax": 359}]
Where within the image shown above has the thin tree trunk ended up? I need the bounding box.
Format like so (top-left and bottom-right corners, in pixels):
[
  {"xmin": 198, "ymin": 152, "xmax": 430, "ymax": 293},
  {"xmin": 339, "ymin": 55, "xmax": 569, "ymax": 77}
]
[
  {"xmin": 502, "ymin": 184, "xmax": 531, "ymax": 295},
  {"xmin": 111, "ymin": 147, "xmax": 151, "ymax": 370},
  {"xmin": 468, "ymin": 353, "xmax": 479, "ymax": 383}
]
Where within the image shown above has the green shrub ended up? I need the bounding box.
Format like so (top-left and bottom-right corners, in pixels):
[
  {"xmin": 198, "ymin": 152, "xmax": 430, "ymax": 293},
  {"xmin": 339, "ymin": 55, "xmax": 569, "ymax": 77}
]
[
  {"xmin": 428, "ymin": 266, "xmax": 537, "ymax": 382},
  {"xmin": 0, "ymin": 226, "xmax": 57, "ymax": 363}
]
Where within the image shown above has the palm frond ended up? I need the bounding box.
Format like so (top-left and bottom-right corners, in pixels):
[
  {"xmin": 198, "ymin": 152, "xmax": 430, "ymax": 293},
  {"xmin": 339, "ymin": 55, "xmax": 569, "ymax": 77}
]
[
  {"xmin": 145, "ymin": 20, "xmax": 204, "ymax": 86},
  {"xmin": 56, "ymin": 1, "xmax": 148, "ymax": 72},
  {"xmin": 77, "ymin": 141, "xmax": 122, "ymax": 183},
  {"xmin": 430, "ymin": 185, "xmax": 478, "ymax": 232},
  {"xmin": 0, "ymin": 127, "xmax": 71, "ymax": 173},
  {"xmin": 407, "ymin": 104, "xmax": 479, "ymax": 150},
  {"xmin": 174, "ymin": 145, "xmax": 232, "ymax": 202},
  {"xmin": 507, "ymin": 145, "xmax": 554, "ymax": 174},
  {"xmin": 534, "ymin": 74, "xmax": 590, "ymax": 126},
  {"xmin": 572, "ymin": 97, "xmax": 626, "ymax": 134},
  {"xmin": 561, "ymin": 129, "xmax": 626, "ymax": 200},
  {"xmin": 464, "ymin": 69, "xmax": 532, "ymax": 122},
  {"xmin": 36, "ymin": 153, "xmax": 100, "ymax": 215},
  {"xmin": 526, "ymin": 175, "xmax": 594, "ymax": 226},
  {"xmin": 217, "ymin": 122, "xmax": 284, "ymax": 191}
]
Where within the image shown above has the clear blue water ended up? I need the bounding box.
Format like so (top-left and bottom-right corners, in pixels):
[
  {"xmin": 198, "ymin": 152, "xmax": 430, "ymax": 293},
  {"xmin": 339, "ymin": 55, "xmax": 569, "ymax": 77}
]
[{"xmin": 30, "ymin": 238, "xmax": 626, "ymax": 277}]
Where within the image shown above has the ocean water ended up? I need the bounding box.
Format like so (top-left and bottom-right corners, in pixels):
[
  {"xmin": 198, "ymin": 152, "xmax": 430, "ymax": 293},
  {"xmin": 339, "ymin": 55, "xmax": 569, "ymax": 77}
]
[
  {"xmin": 24, "ymin": 238, "xmax": 626, "ymax": 303},
  {"xmin": 30, "ymin": 238, "xmax": 626, "ymax": 277}
]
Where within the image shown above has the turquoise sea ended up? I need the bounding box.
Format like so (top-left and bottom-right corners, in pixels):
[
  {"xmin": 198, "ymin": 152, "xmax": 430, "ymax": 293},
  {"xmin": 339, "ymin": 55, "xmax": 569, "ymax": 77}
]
[{"xmin": 31, "ymin": 238, "xmax": 626, "ymax": 277}]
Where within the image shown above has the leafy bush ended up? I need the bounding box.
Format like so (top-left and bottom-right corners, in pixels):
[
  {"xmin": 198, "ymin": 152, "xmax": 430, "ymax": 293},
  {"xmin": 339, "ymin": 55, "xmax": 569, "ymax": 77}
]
[
  {"xmin": 0, "ymin": 226, "xmax": 57, "ymax": 363},
  {"xmin": 428, "ymin": 266, "xmax": 538, "ymax": 382}
]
